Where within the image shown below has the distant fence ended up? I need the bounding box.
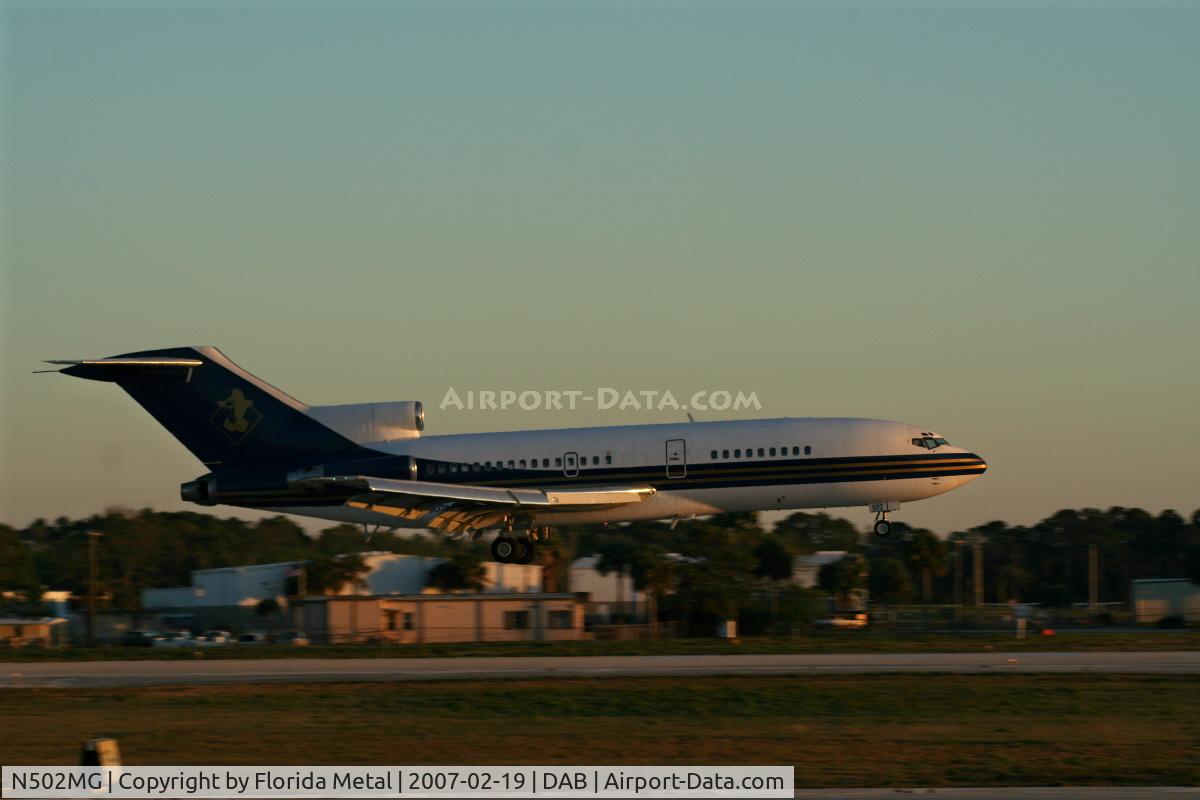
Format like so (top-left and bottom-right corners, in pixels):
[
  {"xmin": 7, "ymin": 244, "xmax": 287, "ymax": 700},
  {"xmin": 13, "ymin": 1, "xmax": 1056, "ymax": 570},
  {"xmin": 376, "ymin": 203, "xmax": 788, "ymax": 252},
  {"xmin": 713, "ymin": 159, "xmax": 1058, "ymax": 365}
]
[{"xmin": 866, "ymin": 603, "xmax": 1135, "ymax": 631}]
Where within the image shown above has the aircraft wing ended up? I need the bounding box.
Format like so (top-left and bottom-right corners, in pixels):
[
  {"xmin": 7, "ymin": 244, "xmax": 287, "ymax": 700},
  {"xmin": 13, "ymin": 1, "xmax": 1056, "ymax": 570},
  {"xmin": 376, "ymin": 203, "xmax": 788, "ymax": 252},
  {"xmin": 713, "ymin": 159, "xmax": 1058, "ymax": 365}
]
[{"xmin": 301, "ymin": 475, "xmax": 655, "ymax": 535}]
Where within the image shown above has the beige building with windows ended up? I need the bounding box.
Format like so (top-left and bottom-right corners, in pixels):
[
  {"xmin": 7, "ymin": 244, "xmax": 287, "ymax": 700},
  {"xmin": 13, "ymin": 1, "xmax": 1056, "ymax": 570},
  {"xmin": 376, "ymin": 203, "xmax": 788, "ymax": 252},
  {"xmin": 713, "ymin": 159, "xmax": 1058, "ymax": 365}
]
[
  {"xmin": 298, "ymin": 592, "xmax": 586, "ymax": 644},
  {"xmin": 0, "ymin": 617, "xmax": 69, "ymax": 647}
]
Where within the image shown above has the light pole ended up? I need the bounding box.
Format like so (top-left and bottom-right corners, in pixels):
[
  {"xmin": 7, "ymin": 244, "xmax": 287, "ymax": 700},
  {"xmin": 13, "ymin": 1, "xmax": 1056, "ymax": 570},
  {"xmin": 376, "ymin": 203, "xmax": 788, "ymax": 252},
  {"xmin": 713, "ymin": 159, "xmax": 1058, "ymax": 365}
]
[
  {"xmin": 86, "ymin": 531, "xmax": 103, "ymax": 647},
  {"xmin": 1088, "ymin": 542, "xmax": 1099, "ymax": 613}
]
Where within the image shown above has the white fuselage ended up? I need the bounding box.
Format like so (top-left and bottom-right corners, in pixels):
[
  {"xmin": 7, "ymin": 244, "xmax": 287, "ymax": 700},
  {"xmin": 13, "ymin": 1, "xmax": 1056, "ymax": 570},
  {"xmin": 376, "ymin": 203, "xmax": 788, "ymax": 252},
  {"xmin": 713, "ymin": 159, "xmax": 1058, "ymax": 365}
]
[{"xmin": 275, "ymin": 417, "xmax": 987, "ymax": 529}]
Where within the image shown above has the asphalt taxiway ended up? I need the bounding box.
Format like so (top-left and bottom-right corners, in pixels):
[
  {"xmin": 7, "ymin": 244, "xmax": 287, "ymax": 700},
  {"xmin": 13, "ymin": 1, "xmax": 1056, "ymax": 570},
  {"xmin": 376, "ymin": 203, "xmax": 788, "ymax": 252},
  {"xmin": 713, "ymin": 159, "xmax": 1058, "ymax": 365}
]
[{"xmin": 3, "ymin": 650, "xmax": 1197, "ymax": 688}]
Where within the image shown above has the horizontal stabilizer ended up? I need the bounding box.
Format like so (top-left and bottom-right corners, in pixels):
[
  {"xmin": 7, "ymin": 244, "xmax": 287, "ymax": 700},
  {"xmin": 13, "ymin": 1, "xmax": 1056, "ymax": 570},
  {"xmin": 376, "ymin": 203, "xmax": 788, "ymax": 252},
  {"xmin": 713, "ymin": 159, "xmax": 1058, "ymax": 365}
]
[{"xmin": 42, "ymin": 357, "xmax": 204, "ymax": 376}]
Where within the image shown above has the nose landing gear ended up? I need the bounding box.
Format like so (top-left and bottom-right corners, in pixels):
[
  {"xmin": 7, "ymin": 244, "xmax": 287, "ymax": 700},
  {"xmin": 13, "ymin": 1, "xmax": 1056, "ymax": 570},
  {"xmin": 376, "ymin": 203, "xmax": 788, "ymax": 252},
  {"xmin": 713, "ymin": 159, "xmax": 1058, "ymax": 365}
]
[{"xmin": 869, "ymin": 502, "xmax": 900, "ymax": 537}]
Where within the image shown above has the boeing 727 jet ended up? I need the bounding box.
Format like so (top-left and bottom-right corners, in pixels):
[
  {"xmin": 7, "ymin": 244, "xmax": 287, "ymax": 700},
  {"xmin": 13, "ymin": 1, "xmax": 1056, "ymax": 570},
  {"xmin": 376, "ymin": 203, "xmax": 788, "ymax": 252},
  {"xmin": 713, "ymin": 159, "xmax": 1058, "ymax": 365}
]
[{"xmin": 49, "ymin": 347, "xmax": 987, "ymax": 563}]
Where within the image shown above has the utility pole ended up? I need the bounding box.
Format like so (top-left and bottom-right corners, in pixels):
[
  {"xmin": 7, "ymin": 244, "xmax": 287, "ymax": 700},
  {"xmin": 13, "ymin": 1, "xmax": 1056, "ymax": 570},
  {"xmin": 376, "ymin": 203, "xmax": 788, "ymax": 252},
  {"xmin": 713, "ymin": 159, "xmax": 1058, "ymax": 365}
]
[
  {"xmin": 1088, "ymin": 543, "xmax": 1099, "ymax": 612},
  {"xmin": 953, "ymin": 538, "xmax": 964, "ymax": 624},
  {"xmin": 972, "ymin": 532, "xmax": 984, "ymax": 607},
  {"xmin": 953, "ymin": 539, "xmax": 963, "ymax": 607},
  {"xmin": 86, "ymin": 531, "xmax": 103, "ymax": 647}
]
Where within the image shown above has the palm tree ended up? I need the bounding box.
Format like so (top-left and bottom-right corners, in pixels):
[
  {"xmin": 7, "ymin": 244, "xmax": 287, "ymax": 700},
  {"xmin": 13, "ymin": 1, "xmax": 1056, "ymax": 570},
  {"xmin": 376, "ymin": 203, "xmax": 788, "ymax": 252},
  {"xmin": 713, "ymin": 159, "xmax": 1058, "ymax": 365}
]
[
  {"xmin": 637, "ymin": 549, "xmax": 676, "ymax": 638},
  {"xmin": 304, "ymin": 553, "xmax": 370, "ymax": 595},
  {"xmin": 818, "ymin": 554, "xmax": 867, "ymax": 611},
  {"xmin": 902, "ymin": 528, "xmax": 947, "ymax": 603},
  {"xmin": 428, "ymin": 552, "xmax": 486, "ymax": 593}
]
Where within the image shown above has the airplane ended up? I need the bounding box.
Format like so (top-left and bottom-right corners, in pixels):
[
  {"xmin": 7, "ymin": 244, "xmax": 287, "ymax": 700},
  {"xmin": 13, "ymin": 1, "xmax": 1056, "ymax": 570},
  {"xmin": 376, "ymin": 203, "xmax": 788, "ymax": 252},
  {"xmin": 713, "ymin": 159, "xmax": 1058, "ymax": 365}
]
[{"xmin": 47, "ymin": 346, "xmax": 987, "ymax": 564}]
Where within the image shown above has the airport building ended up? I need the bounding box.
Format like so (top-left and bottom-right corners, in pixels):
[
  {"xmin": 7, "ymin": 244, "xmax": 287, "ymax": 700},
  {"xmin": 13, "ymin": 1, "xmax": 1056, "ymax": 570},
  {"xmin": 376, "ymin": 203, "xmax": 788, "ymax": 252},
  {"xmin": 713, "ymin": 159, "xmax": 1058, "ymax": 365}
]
[
  {"xmin": 569, "ymin": 556, "xmax": 643, "ymax": 623},
  {"xmin": 0, "ymin": 616, "xmax": 69, "ymax": 647},
  {"xmin": 1131, "ymin": 578, "xmax": 1200, "ymax": 624},
  {"xmin": 792, "ymin": 551, "xmax": 853, "ymax": 588},
  {"xmin": 143, "ymin": 552, "xmax": 543, "ymax": 610},
  {"xmin": 297, "ymin": 592, "xmax": 586, "ymax": 644},
  {"xmin": 135, "ymin": 553, "xmax": 585, "ymax": 642}
]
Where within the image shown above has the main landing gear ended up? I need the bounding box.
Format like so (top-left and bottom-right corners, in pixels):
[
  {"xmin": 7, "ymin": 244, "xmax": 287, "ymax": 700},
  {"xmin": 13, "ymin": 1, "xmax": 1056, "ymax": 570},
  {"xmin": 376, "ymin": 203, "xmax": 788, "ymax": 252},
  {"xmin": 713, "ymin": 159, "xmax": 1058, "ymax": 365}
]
[{"xmin": 491, "ymin": 533, "xmax": 537, "ymax": 564}]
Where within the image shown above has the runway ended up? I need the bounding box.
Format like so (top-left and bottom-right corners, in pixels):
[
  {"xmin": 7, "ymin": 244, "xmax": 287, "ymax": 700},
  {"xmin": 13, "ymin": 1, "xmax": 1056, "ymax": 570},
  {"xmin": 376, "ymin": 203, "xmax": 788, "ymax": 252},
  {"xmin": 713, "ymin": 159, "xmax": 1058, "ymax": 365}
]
[{"xmin": 3, "ymin": 650, "xmax": 1198, "ymax": 688}]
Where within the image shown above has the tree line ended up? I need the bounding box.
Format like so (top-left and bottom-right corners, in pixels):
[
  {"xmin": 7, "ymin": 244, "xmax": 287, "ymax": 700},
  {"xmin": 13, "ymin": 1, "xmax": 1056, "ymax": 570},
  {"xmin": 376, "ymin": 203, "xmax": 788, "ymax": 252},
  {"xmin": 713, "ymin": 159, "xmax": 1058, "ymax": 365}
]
[{"xmin": 1, "ymin": 505, "xmax": 1197, "ymax": 632}]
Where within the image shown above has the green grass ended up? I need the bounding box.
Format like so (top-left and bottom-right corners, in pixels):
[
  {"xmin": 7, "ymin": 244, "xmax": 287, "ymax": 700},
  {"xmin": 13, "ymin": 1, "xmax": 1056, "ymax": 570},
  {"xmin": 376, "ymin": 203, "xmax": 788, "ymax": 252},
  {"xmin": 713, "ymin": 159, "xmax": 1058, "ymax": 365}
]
[
  {"xmin": 2, "ymin": 630, "xmax": 1197, "ymax": 661},
  {"xmin": 2, "ymin": 674, "xmax": 1197, "ymax": 786}
]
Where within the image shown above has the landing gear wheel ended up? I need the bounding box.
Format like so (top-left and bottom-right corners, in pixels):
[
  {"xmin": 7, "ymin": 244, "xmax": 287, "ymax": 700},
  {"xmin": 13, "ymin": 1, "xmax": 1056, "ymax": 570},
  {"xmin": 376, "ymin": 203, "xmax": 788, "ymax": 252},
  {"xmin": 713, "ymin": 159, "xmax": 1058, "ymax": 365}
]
[
  {"xmin": 873, "ymin": 519, "xmax": 892, "ymax": 537},
  {"xmin": 492, "ymin": 536, "xmax": 516, "ymax": 562},
  {"xmin": 514, "ymin": 537, "xmax": 536, "ymax": 565}
]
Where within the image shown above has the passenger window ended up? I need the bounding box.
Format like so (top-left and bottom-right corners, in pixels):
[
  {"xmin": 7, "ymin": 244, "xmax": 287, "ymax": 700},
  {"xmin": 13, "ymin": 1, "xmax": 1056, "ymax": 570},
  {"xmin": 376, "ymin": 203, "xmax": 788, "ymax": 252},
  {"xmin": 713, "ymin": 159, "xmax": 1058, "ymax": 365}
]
[
  {"xmin": 507, "ymin": 460, "xmax": 514, "ymax": 468},
  {"xmin": 734, "ymin": 449, "xmax": 741, "ymax": 458},
  {"xmin": 543, "ymin": 458, "xmax": 549, "ymax": 467},
  {"xmin": 769, "ymin": 447, "xmax": 776, "ymax": 456},
  {"xmin": 711, "ymin": 450, "xmax": 718, "ymax": 459},
  {"xmin": 757, "ymin": 448, "xmax": 764, "ymax": 457},
  {"xmin": 792, "ymin": 446, "xmax": 799, "ymax": 455},
  {"xmin": 722, "ymin": 449, "xmax": 729, "ymax": 458},
  {"xmin": 605, "ymin": 454, "xmax": 612, "ymax": 464},
  {"xmin": 805, "ymin": 446, "xmax": 812, "ymax": 455},
  {"xmin": 519, "ymin": 459, "xmax": 526, "ymax": 468},
  {"xmin": 555, "ymin": 457, "xmax": 562, "ymax": 467}
]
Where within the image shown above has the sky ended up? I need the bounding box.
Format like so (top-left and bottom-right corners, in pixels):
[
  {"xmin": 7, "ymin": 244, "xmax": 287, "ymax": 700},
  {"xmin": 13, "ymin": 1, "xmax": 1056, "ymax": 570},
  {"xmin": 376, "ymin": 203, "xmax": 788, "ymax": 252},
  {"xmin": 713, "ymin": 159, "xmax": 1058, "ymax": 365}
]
[{"xmin": 2, "ymin": 0, "xmax": 1198, "ymax": 536}]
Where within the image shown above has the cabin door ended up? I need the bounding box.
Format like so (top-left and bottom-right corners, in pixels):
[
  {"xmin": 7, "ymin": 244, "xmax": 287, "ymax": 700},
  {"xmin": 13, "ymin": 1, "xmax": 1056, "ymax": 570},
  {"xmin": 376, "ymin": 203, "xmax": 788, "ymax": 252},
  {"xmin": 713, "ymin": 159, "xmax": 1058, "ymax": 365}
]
[{"xmin": 665, "ymin": 439, "xmax": 687, "ymax": 479}]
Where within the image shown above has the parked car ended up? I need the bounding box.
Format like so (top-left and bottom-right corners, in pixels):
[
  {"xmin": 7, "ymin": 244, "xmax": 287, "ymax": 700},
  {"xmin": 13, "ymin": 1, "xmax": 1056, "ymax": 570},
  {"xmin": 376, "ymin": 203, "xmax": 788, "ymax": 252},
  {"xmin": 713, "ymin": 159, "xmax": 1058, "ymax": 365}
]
[
  {"xmin": 272, "ymin": 630, "xmax": 310, "ymax": 646},
  {"xmin": 120, "ymin": 630, "xmax": 163, "ymax": 647},
  {"xmin": 815, "ymin": 613, "xmax": 869, "ymax": 629},
  {"xmin": 152, "ymin": 631, "xmax": 195, "ymax": 647},
  {"xmin": 196, "ymin": 630, "xmax": 233, "ymax": 646},
  {"xmin": 237, "ymin": 632, "xmax": 267, "ymax": 645}
]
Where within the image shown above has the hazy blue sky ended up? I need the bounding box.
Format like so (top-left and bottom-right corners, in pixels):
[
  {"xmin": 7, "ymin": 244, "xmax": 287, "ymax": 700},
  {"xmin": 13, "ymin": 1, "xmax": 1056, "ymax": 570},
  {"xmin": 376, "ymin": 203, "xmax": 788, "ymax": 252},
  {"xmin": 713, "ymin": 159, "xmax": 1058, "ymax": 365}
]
[{"xmin": 3, "ymin": 1, "xmax": 1198, "ymax": 535}]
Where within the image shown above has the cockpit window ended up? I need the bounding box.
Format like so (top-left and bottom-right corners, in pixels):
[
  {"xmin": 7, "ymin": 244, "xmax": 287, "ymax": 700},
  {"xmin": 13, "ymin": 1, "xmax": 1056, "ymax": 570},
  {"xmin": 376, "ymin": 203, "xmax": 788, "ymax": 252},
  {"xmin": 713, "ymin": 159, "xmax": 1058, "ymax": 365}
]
[{"xmin": 912, "ymin": 437, "xmax": 950, "ymax": 449}]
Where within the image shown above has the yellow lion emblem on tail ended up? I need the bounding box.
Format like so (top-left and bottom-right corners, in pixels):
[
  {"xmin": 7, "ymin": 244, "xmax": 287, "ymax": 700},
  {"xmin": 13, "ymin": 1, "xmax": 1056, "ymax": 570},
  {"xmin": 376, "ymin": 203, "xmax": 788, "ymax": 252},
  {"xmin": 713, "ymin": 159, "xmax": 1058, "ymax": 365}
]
[{"xmin": 211, "ymin": 388, "xmax": 261, "ymax": 443}]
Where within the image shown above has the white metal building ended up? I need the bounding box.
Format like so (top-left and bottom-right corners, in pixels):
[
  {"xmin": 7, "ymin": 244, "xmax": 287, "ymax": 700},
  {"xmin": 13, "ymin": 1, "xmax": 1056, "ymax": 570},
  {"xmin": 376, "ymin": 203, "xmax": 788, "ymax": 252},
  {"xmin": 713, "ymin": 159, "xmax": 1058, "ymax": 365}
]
[
  {"xmin": 792, "ymin": 551, "xmax": 851, "ymax": 589},
  {"xmin": 142, "ymin": 553, "xmax": 542, "ymax": 610},
  {"xmin": 569, "ymin": 556, "xmax": 642, "ymax": 621},
  {"xmin": 1132, "ymin": 579, "xmax": 1200, "ymax": 623}
]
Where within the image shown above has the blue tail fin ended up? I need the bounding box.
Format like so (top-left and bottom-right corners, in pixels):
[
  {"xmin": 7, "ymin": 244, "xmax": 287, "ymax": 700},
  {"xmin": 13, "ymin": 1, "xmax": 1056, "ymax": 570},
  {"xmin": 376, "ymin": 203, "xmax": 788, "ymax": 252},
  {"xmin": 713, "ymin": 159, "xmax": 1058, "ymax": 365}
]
[{"xmin": 56, "ymin": 346, "xmax": 359, "ymax": 469}]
